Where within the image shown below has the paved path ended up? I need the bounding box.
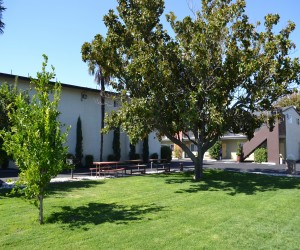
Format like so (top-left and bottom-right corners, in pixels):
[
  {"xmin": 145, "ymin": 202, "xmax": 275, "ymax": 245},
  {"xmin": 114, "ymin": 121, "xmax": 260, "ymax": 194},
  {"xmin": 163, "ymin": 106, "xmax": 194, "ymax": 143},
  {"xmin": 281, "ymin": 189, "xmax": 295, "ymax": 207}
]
[{"xmin": 1, "ymin": 160, "xmax": 299, "ymax": 183}]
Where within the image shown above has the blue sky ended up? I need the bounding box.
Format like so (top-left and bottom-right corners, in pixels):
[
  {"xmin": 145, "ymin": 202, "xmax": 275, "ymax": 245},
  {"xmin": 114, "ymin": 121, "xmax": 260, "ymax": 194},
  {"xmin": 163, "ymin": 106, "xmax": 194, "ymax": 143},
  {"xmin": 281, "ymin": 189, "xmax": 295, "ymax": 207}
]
[{"xmin": 0, "ymin": 0, "xmax": 300, "ymax": 89}]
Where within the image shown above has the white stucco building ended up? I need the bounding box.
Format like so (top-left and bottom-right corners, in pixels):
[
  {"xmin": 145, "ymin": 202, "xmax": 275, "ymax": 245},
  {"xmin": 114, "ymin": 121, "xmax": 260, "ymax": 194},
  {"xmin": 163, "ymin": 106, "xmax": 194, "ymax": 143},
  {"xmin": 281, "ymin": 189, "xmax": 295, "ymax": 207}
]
[{"xmin": 0, "ymin": 73, "xmax": 161, "ymax": 164}]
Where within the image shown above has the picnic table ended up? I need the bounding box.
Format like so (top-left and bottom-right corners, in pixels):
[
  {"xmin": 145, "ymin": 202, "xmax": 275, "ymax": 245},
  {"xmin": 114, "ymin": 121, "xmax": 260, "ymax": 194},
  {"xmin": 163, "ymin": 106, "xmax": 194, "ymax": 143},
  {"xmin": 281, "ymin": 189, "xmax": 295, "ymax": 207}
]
[
  {"xmin": 90, "ymin": 161, "xmax": 125, "ymax": 177},
  {"xmin": 125, "ymin": 160, "xmax": 146, "ymax": 175},
  {"xmin": 149, "ymin": 159, "xmax": 170, "ymax": 172}
]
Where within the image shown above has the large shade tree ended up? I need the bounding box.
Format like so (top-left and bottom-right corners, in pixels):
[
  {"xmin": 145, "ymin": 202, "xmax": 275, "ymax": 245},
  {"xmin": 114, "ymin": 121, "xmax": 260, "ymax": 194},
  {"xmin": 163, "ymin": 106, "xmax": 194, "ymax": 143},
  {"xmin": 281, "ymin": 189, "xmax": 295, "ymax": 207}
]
[{"xmin": 82, "ymin": 0, "xmax": 300, "ymax": 180}]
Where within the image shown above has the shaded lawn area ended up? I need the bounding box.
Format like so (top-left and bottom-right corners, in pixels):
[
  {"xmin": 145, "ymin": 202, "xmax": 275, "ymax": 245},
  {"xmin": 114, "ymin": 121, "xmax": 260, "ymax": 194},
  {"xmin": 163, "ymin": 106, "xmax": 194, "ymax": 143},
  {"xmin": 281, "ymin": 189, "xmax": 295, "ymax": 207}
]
[{"xmin": 0, "ymin": 170, "xmax": 300, "ymax": 250}]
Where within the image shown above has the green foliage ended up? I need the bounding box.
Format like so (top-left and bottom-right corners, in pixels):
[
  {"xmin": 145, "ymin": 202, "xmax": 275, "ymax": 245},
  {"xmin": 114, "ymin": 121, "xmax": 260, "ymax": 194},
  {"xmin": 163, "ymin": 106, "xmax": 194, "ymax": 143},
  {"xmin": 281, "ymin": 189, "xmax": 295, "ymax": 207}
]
[
  {"xmin": 66, "ymin": 153, "xmax": 75, "ymax": 160},
  {"xmin": 142, "ymin": 135, "xmax": 149, "ymax": 163},
  {"xmin": 107, "ymin": 154, "xmax": 116, "ymax": 161},
  {"xmin": 254, "ymin": 148, "xmax": 268, "ymax": 163},
  {"xmin": 0, "ymin": 83, "xmax": 20, "ymax": 168},
  {"xmin": 236, "ymin": 143, "xmax": 243, "ymax": 156},
  {"xmin": 209, "ymin": 141, "xmax": 222, "ymax": 160},
  {"xmin": 276, "ymin": 92, "xmax": 300, "ymax": 112},
  {"xmin": 0, "ymin": 55, "xmax": 69, "ymax": 224},
  {"xmin": 112, "ymin": 127, "xmax": 121, "ymax": 161},
  {"xmin": 75, "ymin": 116, "xmax": 83, "ymax": 166},
  {"xmin": 0, "ymin": 0, "xmax": 5, "ymax": 34},
  {"xmin": 129, "ymin": 143, "xmax": 136, "ymax": 160},
  {"xmin": 85, "ymin": 154, "xmax": 94, "ymax": 168},
  {"xmin": 174, "ymin": 147, "xmax": 182, "ymax": 159},
  {"xmin": 161, "ymin": 145, "xmax": 172, "ymax": 162},
  {"xmin": 150, "ymin": 152, "xmax": 158, "ymax": 160},
  {"xmin": 82, "ymin": 0, "xmax": 300, "ymax": 180}
]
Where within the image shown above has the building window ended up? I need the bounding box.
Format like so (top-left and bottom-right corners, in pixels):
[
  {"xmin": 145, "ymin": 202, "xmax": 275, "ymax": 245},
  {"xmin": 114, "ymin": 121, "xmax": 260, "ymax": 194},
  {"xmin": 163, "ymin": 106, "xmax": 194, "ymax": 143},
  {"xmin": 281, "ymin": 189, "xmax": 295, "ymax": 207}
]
[{"xmin": 297, "ymin": 119, "xmax": 300, "ymax": 125}]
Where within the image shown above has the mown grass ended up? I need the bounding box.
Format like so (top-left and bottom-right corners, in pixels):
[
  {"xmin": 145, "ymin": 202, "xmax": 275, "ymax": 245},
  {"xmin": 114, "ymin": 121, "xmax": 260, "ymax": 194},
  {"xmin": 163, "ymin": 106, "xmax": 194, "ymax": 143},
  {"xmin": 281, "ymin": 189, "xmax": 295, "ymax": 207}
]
[{"xmin": 1, "ymin": 170, "xmax": 300, "ymax": 249}]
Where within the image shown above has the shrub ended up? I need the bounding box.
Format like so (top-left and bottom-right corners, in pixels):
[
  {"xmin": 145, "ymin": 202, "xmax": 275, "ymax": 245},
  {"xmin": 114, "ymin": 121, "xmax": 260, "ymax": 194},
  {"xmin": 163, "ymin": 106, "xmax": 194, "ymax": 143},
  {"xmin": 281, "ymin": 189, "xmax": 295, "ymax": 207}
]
[
  {"xmin": 161, "ymin": 146, "xmax": 172, "ymax": 162},
  {"xmin": 174, "ymin": 147, "xmax": 182, "ymax": 159},
  {"xmin": 107, "ymin": 154, "xmax": 116, "ymax": 161},
  {"xmin": 85, "ymin": 154, "xmax": 94, "ymax": 168},
  {"xmin": 150, "ymin": 152, "xmax": 158, "ymax": 159},
  {"xmin": 236, "ymin": 143, "xmax": 243, "ymax": 156},
  {"xmin": 66, "ymin": 153, "xmax": 75, "ymax": 160},
  {"xmin": 254, "ymin": 148, "xmax": 267, "ymax": 163},
  {"xmin": 129, "ymin": 144, "xmax": 136, "ymax": 160},
  {"xmin": 0, "ymin": 152, "xmax": 9, "ymax": 169},
  {"xmin": 208, "ymin": 141, "xmax": 221, "ymax": 160}
]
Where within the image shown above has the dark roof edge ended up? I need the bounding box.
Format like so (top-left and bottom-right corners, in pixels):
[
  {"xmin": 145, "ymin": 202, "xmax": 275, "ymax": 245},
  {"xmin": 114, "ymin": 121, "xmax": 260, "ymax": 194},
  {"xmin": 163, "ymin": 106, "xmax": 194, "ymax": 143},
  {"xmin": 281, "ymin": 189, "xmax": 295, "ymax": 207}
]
[{"xmin": 0, "ymin": 72, "xmax": 118, "ymax": 95}]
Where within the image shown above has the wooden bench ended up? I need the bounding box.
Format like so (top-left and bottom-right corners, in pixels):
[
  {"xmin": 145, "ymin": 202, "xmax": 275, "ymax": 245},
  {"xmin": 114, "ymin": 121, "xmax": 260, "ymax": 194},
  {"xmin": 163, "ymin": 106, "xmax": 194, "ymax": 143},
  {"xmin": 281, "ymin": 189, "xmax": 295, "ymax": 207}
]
[
  {"xmin": 89, "ymin": 167, "xmax": 98, "ymax": 176},
  {"xmin": 90, "ymin": 162, "xmax": 125, "ymax": 177},
  {"xmin": 99, "ymin": 167, "xmax": 125, "ymax": 177},
  {"xmin": 127, "ymin": 164, "xmax": 147, "ymax": 175},
  {"xmin": 157, "ymin": 163, "xmax": 171, "ymax": 173}
]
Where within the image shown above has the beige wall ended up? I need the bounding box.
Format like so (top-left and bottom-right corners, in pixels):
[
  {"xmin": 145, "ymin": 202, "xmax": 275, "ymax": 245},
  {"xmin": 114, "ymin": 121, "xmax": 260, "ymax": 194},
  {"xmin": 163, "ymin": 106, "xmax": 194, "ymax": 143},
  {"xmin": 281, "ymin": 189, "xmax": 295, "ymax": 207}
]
[{"xmin": 0, "ymin": 74, "xmax": 161, "ymax": 163}]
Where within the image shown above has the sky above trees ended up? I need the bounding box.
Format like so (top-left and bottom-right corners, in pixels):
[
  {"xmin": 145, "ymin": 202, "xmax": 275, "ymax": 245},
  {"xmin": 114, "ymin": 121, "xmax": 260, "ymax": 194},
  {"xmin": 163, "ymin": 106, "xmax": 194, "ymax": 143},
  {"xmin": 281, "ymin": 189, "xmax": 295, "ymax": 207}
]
[{"xmin": 0, "ymin": 0, "xmax": 300, "ymax": 89}]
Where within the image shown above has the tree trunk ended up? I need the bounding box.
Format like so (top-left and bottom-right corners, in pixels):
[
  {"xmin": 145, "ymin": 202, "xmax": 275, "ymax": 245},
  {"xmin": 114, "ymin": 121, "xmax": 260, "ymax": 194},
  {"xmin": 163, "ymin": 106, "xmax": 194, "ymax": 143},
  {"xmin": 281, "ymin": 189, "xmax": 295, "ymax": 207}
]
[
  {"xmin": 194, "ymin": 154, "xmax": 204, "ymax": 181},
  {"xmin": 38, "ymin": 194, "xmax": 44, "ymax": 224},
  {"xmin": 100, "ymin": 80, "xmax": 105, "ymax": 162},
  {"xmin": 193, "ymin": 146, "xmax": 204, "ymax": 181}
]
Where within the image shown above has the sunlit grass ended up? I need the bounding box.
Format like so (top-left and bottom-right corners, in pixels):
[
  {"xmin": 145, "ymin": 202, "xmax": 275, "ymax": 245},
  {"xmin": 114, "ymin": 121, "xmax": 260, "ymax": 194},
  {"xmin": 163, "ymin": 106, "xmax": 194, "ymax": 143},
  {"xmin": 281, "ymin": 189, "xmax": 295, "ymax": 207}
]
[{"xmin": 1, "ymin": 170, "xmax": 300, "ymax": 249}]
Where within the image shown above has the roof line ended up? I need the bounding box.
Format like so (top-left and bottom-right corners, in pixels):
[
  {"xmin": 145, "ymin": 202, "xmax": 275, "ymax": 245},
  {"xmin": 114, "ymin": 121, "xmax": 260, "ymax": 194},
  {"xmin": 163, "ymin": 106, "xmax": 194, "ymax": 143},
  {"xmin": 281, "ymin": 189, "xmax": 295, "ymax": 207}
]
[{"xmin": 0, "ymin": 72, "xmax": 117, "ymax": 95}]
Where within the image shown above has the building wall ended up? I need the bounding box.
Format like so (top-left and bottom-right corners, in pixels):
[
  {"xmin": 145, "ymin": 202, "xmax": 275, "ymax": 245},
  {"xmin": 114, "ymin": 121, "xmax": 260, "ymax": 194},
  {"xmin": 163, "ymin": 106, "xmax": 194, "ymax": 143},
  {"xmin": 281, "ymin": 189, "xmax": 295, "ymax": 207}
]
[{"xmin": 284, "ymin": 108, "xmax": 300, "ymax": 161}]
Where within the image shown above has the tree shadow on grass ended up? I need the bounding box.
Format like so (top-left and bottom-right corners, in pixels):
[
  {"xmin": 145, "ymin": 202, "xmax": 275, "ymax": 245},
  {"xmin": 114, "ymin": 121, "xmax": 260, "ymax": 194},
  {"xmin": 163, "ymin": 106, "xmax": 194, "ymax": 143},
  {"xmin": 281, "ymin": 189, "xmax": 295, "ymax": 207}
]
[
  {"xmin": 163, "ymin": 170, "xmax": 300, "ymax": 195},
  {"xmin": 48, "ymin": 180, "xmax": 105, "ymax": 195},
  {"xmin": 0, "ymin": 180, "xmax": 105, "ymax": 199},
  {"xmin": 46, "ymin": 202, "xmax": 165, "ymax": 230}
]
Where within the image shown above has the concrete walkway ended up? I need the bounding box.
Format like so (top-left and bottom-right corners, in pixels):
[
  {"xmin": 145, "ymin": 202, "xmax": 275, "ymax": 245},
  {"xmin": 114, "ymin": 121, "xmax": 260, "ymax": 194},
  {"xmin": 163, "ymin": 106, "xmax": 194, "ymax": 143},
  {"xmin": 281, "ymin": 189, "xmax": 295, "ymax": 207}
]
[{"xmin": 1, "ymin": 159, "xmax": 299, "ymax": 185}]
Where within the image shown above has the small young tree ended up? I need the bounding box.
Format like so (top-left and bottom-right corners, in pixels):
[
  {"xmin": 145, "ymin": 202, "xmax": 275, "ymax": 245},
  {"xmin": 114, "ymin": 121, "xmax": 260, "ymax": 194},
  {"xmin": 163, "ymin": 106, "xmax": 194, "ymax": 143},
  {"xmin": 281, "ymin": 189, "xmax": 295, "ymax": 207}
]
[
  {"xmin": 75, "ymin": 116, "xmax": 83, "ymax": 166},
  {"xmin": 1, "ymin": 55, "xmax": 69, "ymax": 224}
]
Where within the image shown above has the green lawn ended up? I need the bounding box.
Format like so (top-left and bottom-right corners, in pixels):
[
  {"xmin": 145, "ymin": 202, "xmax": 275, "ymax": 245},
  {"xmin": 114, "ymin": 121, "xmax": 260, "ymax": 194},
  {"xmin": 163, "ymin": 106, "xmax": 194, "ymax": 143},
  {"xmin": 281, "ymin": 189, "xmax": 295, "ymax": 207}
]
[{"xmin": 1, "ymin": 170, "xmax": 300, "ymax": 249}]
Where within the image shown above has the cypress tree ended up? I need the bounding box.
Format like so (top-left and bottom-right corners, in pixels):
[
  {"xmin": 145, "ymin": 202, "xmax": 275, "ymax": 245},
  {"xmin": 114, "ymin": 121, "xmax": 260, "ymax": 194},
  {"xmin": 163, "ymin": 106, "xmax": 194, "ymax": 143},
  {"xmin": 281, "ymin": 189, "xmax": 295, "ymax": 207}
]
[
  {"xmin": 75, "ymin": 116, "xmax": 83, "ymax": 166},
  {"xmin": 113, "ymin": 127, "xmax": 121, "ymax": 161},
  {"xmin": 143, "ymin": 135, "xmax": 149, "ymax": 163},
  {"xmin": 129, "ymin": 143, "xmax": 136, "ymax": 160}
]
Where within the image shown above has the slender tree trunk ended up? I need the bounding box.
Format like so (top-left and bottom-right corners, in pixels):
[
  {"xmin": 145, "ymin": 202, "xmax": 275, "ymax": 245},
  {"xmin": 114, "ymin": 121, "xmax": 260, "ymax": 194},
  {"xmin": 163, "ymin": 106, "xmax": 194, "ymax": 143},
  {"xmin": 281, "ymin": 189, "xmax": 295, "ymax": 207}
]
[
  {"xmin": 38, "ymin": 194, "xmax": 44, "ymax": 224},
  {"xmin": 100, "ymin": 79, "xmax": 105, "ymax": 162}
]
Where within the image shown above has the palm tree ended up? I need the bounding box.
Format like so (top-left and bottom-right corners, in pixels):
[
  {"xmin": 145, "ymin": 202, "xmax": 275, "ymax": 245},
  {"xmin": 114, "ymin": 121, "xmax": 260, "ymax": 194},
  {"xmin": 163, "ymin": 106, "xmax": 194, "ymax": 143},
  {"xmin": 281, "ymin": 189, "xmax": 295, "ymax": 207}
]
[
  {"xmin": 81, "ymin": 36, "xmax": 111, "ymax": 161},
  {"xmin": 93, "ymin": 67, "xmax": 110, "ymax": 162},
  {"xmin": 0, "ymin": 0, "xmax": 6, "ymax": 34}
]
